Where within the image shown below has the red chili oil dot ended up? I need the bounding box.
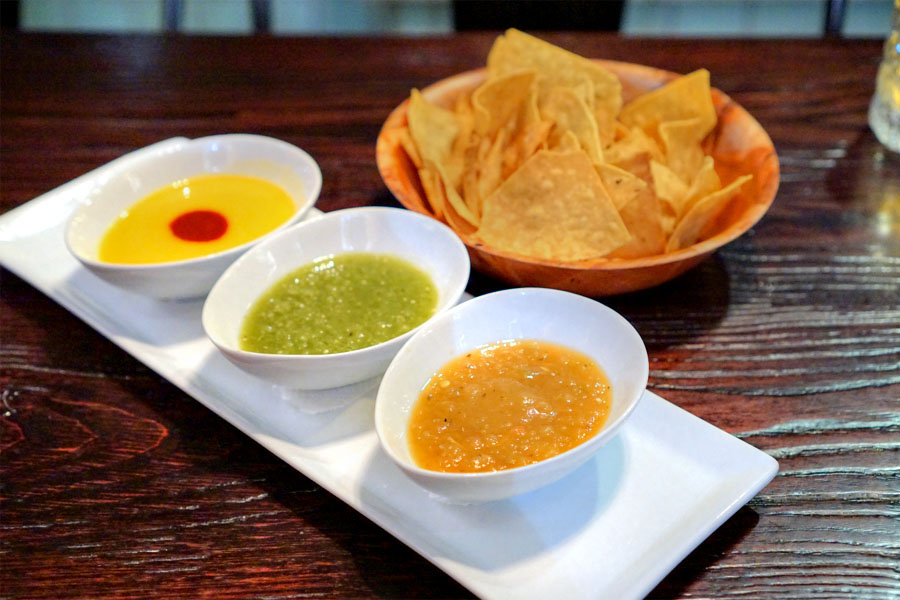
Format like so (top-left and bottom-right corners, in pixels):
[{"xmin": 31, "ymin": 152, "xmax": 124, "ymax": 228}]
[{"xmin": 169, "ymin": 210, "xmax": 228, "ymax": 242}]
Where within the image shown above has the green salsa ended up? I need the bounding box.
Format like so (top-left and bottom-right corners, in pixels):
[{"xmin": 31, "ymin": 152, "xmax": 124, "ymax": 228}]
[{"xmin": 240, "ymin": 252, "xmax": 439, "ymax": 355}]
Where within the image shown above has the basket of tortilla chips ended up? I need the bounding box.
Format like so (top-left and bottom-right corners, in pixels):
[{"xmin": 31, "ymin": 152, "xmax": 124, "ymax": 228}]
[{"xmin": 376, "ymin": 29, "xmax": 779, "ymax": 297}]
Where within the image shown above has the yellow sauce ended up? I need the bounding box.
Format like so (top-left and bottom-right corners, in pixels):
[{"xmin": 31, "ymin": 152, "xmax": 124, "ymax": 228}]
[
  {"xmin": 98, "ymin": 173, "xmax": 295, "ymax": 264},
  {"xmin": 408, "ymin": 339, "xmax": 612, "ymax": 473}
]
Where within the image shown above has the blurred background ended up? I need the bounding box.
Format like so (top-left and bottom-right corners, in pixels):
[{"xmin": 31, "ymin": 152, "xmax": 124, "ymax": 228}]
[{"xmin": 3, "ymin": 0, "xmax": 893, "ymax": 38}]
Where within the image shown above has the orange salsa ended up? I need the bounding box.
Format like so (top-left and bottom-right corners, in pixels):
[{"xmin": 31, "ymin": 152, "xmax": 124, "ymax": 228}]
[{"xmin": 407, "ymin": 339, "xmax": 612, "ymax": 473}]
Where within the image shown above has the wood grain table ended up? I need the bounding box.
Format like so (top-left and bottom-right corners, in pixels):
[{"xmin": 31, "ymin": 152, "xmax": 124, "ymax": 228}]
[{"xmin": 2, "ymin": 32, "xmax": 898, "ymax": 599}]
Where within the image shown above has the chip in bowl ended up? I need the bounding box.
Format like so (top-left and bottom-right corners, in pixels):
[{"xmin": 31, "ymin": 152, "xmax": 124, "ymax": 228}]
[
  {"xmin": 387, "ymin": 29, "xmax": 755, "ymax": 263},
  {"xmin": 478, "ymin": 149, "xmax": 630, "ymax": 261}
]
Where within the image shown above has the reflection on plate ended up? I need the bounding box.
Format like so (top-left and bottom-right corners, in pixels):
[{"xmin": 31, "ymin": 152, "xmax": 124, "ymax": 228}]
[{"xmin": 0, "ymin": 140, "xmax": 778, "ymax": 600}]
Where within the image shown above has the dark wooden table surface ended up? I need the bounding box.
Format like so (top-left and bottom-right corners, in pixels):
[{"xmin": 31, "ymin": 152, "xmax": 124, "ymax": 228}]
[{"xmin": 2, "ymin": 31, "xmax": 898, "ymax": 600}]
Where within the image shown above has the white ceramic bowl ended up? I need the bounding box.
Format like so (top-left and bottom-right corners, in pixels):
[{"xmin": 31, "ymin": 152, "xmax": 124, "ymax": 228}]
[
  {"xmin": 375, "ymin": 288, "xmax": 648, "ymax": 503},
  {"xmin": 202, "ymin": 206, "xmax": 471, "ymax": 390},
  {"xmin": 65, "ymin": 134, "xmax": 322, "ymax": 300}
]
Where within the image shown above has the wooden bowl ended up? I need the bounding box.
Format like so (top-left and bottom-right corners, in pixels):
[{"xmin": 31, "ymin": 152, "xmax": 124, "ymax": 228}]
[{"xmin": 376, "ymin": 61, "xmax": 779, "ymax": 297}]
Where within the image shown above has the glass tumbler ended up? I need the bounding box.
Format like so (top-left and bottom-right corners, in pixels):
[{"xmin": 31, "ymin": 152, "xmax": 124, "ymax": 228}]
[{"xmin": 870, "ymin": 0, "xmax": 900, "ymax": 153}]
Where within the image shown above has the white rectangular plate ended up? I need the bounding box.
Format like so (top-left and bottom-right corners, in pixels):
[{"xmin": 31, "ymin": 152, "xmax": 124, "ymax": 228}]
[{"xmin": 0, "ymin": 139, "xmax": 778, "ymax": 600}]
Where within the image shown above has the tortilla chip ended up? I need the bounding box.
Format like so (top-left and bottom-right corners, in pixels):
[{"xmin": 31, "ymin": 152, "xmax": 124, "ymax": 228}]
[
  {"xmin": 659, "ymin": 117, "xmax": 707, "ymax": 183},
  {"xmin": 503, "ymin": 119, "xmax": 552, "ymax": 178},
  {"xmin": 596, "ymin": 163, "xmax": 648, "ymax": 211},
  {"xmin": 541, "ymin": 85, "xmax": 604, "ymax": 164},
  {"xmin": 432, "ymin": 161, "xmax": 479, "ymax": 227},
  {"xmin": 487, "ymin": 29, "xmax": 622, "ymax": 131},
  {"xmin": 605, "ymin": 125, "xmax": 663, "ymax": 167},
  {"xmin": 552, "ymin": 129, "xmax": 581, "ymax": 153},
  {"xmin": 407, "ymin": 89, "xmax": 459, "ymax": 167},
  {"xmin": 612, "ymin": 121, "xmax": 631, "ymax": 140},
  {"xmin": 472, "ymin": 70, "xmax": 536, "ymax": 137},
  {"xmin": 651, "ymin": 160, "xmax": 690, "ymax": 216},
  {"xmin": 391, "ymin": 127, "xmax": 422, "ymax": 169},
  {"xmin": 607, "ymin": 185, "xmax": 666, "ymax": 259},
  {"xmin": 443, "ymin": 190, "xmax": 479, "ymax": 236},
  {"xmin": 418, "ymin": 165, "xmax": 445, "ymax": 219},
  {"xmin": 682, "ymin": 155, "xmax": 721, "ymax": 218},
  {"xmin": 619, "ymin": 69, "xmax": 717, "ymax": 142},
  {"xmin": 612, "ymin": 151, "xmax": 653, "ymax": 185},
  {"xmin": 478, "ymin": 128, "xmax": 508, "ymax": 204},
  {"xmin": 476, "ymin": 150, "xmax": 630, "ymax": 261},
  {"xmin": 666, "ymin": 175, "xmax": 752, "ymax": 252},
  {"xmin": 451, "ymin": 96, "xmax": 476, "ymax": 156},
  {"xmin": 569, "ymin": 76, "xmax": 595, "ymax": 111}
]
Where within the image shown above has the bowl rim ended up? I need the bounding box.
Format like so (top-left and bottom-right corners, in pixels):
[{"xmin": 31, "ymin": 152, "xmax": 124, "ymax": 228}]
[
  {"xmin": 376, "ymin": 60, "xmax": 780, "ymax": 273},
  {"xmin": 202, "ymin": 205, "xmax": 472, "ymax": 363},
  {"xmin": 374, "ymin": 287, "xmax": 649, "ymax": 482},
  {"xmin": 65, "ymin": 133, "xmax": 323, "ymax": 272}
]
